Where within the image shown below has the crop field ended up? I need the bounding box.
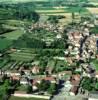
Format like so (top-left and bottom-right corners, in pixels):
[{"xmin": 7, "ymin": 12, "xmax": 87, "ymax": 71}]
[
  {"xmin": 0, "ymin": 38, "xmax": 12, "ymax": 51},
  {"xmin": 9, "ymin": 52, "xmax": 35, "ymax": 61},
  {"xmin": 36, "ymin": 7, "xmax": 89, "ymax": 14},
  {"xmin": 2, "ymin": 30, "xmax": 24, "ymax": 40},
  {"xmin": 87, "ymin": 8, "xmax": 98, "ymax": 14},
  {"xmin": 35, "ymin": 6, "xmax": 91, "ymax": 25}
]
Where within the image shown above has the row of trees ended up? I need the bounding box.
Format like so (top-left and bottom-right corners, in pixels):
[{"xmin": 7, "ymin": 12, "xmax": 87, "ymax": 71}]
[{"xmin": 0, "ymin": 3, "xmax": 40, "ymax": 22}]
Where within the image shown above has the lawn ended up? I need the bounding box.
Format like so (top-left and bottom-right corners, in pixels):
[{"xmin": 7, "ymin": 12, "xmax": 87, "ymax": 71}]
[
  {"xmin": 0, "ymin": 38, "xmax": 12, "ymax": 51},
  {"xmin": 2, "ymin": 30, "xmax": 25, "ymax": 40},
  {"xmin": 10, "ymin": 96, "xmax": 48, "ymax": 100}
]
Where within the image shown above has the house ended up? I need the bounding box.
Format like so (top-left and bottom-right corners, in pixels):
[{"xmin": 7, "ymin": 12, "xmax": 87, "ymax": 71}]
[
  {"xmin": 70, "ymin": 75, "xmax": 81, "ymax": 95},
  {"xmin": 6, "ymin": 70, "xmax": 20, "ymax": 76},
  {"xmin": 44, "ymin": 77, "xmax": 56, "ymax": 83},
  {"xmin": 11, "ymin": 75, "xmax": 20, "ymax": 81},
  {"xmin": 88, "ymin": 92, "xmax": 98, "ymax": 100},
  {"xmin": 66, "ymin": 57, "xmax": 73, "ymax": 65},
  {"xmin": 32, "ymin": 66, "xmax": 40, "ymax": 74},
  {"xmin": 73, "ymin": 32, "xmax": 81, "ymax": 39},
  {"xmin": 96, "ymin": 54, "xmax": 98, "ymax": 59},
  {"xmin": 45, "ymin": 67, "xmax": 53, "ymax": 75},
  {"xmin": 32, "ymin": 76, "xmax": 57, "ymax": 85},
  {"xmin": 70, "ymin": 74, "xmax": 81, "ymax": 87},
  {"xmin": 70, "ymin": 86, "xmax": 78, "ymax": 96}
]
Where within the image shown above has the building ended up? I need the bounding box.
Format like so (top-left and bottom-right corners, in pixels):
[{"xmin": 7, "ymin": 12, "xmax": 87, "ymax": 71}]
[
  {"xmin": 70, "ymin": 74, "xmax": 81, "ymax": 95},
  {"xmin": 32, "ymin": 66, "xmax": 40, "ymax": 74}
]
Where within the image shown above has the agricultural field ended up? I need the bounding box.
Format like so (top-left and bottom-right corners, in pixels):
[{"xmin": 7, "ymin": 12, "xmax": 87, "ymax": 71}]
[
  {"xmin": 35, "ymin": 7, "xmax": 91, "ymax": 25},
  {"xmin": 0, "ymin": 38, "xmax": 12, "ymax": 51},
  {"xmin": 87, "ymin": 8, "xmax": 98, "ymax": 14},
  {"xmin": 2, "ymin": 30, "xmax": 25, "ymax": 40},
  {"xmin": 0, "ymin": 29, "xmax": 25, "ymax": 51},
  {"xmin": 9, "ymin": 51, "xmax": 35, "ymax": 62}
]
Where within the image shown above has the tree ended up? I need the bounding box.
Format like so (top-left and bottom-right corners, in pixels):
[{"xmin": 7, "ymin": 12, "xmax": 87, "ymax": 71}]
[
  {"xmin": 95, "ymin": 83, "xmax": 98, "ymax": 90},
  {"xmin": 48, "ymin": 15, "xmax": 59, "ymax": 24},
  {"xmin": 48, "ymin": 83, "xmax": 57, "ymax": 94},
  {"xmin": 0, "ymin": 21, "xmax": 5, "ymax": 34},
  {"xmin": 50, "ymin": 39, "xmax": 65, "ymax": 49},
  {"xmin": 72, "ymin": 12, "xmax": 75, "ymax": 23},
  {"xmin": 81, "ymin": 77, "xmax": 95, "ymax": 91},
  {"xmin": 27, "ymin": 85, "xmax": 33, "ymax": 94},
  {"xmin": 38, "ymin": 80, "xmax": 50, "ymax": 91}
]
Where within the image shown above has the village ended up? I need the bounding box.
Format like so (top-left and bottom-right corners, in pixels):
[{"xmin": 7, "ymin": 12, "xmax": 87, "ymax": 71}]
[
  {"xmin": 0, "ymin": 18, "xmax": 98, "ymax": 100},
  {"xmin": 0, "ymin": 0, "xmax": 98, "ymax": 100}
]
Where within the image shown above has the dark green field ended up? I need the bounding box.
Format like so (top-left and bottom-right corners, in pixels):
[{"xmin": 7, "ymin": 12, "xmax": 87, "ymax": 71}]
[{"xmin": 0, "ymin": 38, "xmax": 12, "ymax": 51}]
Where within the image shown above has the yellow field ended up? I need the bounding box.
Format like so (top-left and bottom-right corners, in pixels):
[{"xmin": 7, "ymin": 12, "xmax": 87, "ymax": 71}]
[
  {"xmin": 87, "ymin": 8, "xmax": 98, "ymax": 14},
  {"xmin": 41, "ymin": 13, "xmax": 80, "ymax": 25}
]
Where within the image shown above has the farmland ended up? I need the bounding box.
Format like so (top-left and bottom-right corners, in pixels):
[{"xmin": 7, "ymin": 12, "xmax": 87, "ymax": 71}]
[
  {"xmin": 2, "ymin": 30, "xmax": 25, "ymax": 40},
  {"xmin": 0, "ymin": 38, "xmax": 12, "ymax": 51},
  {"xmin": 9, "ymin": 51, "xmax": 35, "ymax": 61}
]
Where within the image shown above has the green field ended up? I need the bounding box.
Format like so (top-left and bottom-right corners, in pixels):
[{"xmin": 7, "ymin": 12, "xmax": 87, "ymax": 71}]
[
  {"xmin": 2, "ymin": 30, "xmax": 24, "ymax": 40},
  {"xmin": 35, "ymin": 7, "xmax": 90, "ymax": 15},
  {"xmin": 10, "ymin": 96, "xmax": 48, "ymax": 100},
  {"xmin": 9, "ymin": 51, "xmax": 36, "ymax": 61},
  {"xmin": 0, "ymin": 38, "xmax": 12, "ymax": 51}
]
